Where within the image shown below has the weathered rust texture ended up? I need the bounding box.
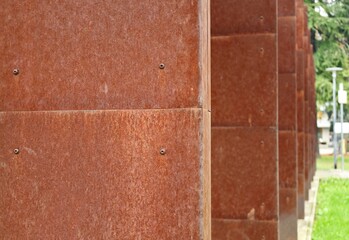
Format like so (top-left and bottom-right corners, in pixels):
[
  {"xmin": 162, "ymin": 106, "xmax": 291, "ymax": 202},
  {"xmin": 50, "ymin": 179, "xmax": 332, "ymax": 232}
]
[
  {"xmin": 279, "ymin": 74, "xmax": 297, "ymax": 131},
  {"xmin": 212, "ymin": 128, "xmax": 277, "ymax": 220},
  {"xmin": 279, "ymin": 189, "xmax": 298, "ymax": 240},
  {"xmin": 278, "ymin": 17, "xmax": 296, "ymax": 74},
  {"xmin": 1, "ymin": 1, "xmax": 211, "ymax": 239},
  {"xmin": 296, "ymin": 2, "xmax": 306, "ymax": 217},
  {"xmin": 278, "ymin": 0, "xmax": 296, "ymax": 17},
  {"xmin": 296, "ymin": 6, "xmax": 305, "ymax": 49},
  {"xmin": 212, "ymin": 219, "xmax": 278, "ymax": 240},
  {"xmin": 278, "ymin": 1, "xmax": 297, "ymax": 238},
  {"xmin": 0, "ymin": 1, "xmax": 209, "ymax": 111},
  {"xmin": 211, "ymin": 0, "xmax": 276, "ymax": 36},
  {"xmin": 297, "ymin": 133, "xmax": 305, "ymax": 218},
  {"xmin": 279, "ymin": 131, "xmax": 297, "ymax": 189},
  {"xmin": 211, "ymin": 0, "xmax": 278, "ymax": 238},
  {"xmin": 0, "ymin": 109, "xmax": 210, "ymax": 239},
  {"xmin": 211, "ymin": 35, "xmax": 277, "ymax": 127}
]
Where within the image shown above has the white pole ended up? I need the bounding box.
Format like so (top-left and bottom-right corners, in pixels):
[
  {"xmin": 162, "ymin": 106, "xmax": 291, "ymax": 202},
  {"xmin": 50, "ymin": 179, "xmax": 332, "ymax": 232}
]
[
  {"xmin": 327, "ymin": 67, "xmax": 343, "ymax": 169},
  {"xmin": 333, "ymin": 71, "xmax": 338, "ymax": 168}
]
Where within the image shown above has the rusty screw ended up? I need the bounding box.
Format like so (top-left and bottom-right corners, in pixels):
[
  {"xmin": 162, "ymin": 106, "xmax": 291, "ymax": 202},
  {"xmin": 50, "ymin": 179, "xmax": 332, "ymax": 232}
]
[
  {"xmin": 160, "ymin": 148, "xmax": 166, "ymax": 155},
  {"xmin": 13, "ymin": 148, "xmax": 20, "ymax": 154},
  {"xmin": 13, "ymin": 68, "xmax": 20, "ymax": 75},
  {"xmin": 159, "ymin": 63, "xmax": 165, "ymax": 69}
]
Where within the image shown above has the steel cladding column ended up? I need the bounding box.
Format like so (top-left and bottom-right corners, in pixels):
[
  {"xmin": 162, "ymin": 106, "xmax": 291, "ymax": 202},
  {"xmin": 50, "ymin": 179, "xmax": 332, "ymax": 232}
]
[
  {"xmin": 211, "ymin": 1, "xmax": 279, "ymax": 239},
  {"xmin": 296, "ymin": 1, "xmax": 306, "ymax": 219},
  {"xmin": 278, "ymin": 1, "xmax": 298, "ymax": 239},
  {"xmin": 0, "ymin": 1, "xmax": 211, "ymax": 239}
]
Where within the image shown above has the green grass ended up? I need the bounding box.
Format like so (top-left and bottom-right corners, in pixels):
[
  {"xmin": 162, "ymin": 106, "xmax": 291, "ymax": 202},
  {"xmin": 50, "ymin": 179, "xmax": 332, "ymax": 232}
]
[
  {"xmin": 317, "ymin": 155, "xmax": 349, "ymax": 170},
  {"xmin": 312, "ymin": 178, "xmax": 349, "ymax": 240}
]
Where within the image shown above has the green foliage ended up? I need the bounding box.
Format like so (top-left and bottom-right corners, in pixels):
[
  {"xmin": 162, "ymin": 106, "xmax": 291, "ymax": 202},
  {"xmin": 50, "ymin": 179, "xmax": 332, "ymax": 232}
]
[
  {"xmin": 305, "ymin": 0, "xmax": 349, "ymax": 118},
  {"xmin": 312, "ymin": 178, "xmax": 349, "ymax": 239}
]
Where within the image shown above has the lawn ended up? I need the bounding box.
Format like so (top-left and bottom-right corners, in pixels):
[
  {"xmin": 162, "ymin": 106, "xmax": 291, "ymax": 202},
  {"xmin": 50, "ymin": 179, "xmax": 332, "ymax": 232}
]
[
  {"xmin": 317, "ymin": 155, "xmax": 349, "ymax": 171},
  {"xmin": 312, "ymin": 178, "xmax": 349, "ymax": 240}
]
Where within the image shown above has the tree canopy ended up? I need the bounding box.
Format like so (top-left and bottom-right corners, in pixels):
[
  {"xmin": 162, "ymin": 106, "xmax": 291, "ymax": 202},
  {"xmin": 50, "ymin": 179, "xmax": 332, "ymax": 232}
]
[{"xmin": 305, "ymin": 0, "xmax": 349, "ymax": 117}]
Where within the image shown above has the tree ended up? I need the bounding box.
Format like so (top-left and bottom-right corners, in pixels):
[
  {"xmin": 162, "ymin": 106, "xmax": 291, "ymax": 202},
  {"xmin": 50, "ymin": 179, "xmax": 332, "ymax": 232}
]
[{"xmin": 305, "ymin": 0, "xmax": 349, "ymax": 119}]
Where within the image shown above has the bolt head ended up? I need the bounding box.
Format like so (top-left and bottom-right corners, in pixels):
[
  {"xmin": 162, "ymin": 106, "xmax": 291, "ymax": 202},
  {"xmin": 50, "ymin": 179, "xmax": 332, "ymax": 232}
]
[
  {"xmin": 13, "ymin": 68, "xmax": 20, "ymax": 75},
  {"xmin": 160, "ymin": 148, "xmax": 166, "ymax": 155}
]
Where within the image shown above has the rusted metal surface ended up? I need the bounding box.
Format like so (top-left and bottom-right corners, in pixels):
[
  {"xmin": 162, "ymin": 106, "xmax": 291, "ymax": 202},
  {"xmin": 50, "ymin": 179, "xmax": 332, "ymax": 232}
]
[
  {"xmin": 278, "ymin": 2, "xmax": 298, "ymax": 237},
  {"xmin": 0, "ymin": 109, "xmax": 209, "ymax": 239},
  {"xmin": 297, "ymin": 133, "xmax": 305, "ymax": 219},
  {"xmin": 212, "ymin": 127, "xmax": 277, "ymax": 220},
  {"xmin": 279, "ymin": 74, "xmax": 297, "ymax": 131},
  {"xmin": 278, "ymin": 0, "xmax": 296, "ymax": 16},
  {"xmin": 0, "ymin": 1, "xmax": 208, "ymax": 111},
  {"xmin": 279, "ymin": 131, "xmax": 297, "ymax": 189},
  {"xmin": 211, "ymin": 0, "xmax": 278, "ymax": 238},
  {"xmin": 296, "ymin": 6, "xmax": 305, "ymax": 49},
  {"xmin": 1, "ymin": 1, "xmax": 211, "ymax": 239},
  {"xmin": 212, "ymin": 219, "xmax": 278, "ymax": 240},
  {"xmin": 211, "ymin": 0, "xmax": 276, "ymax": 36},
  {"xmin": 278, "ymin": 17, "xmax": 296, "ymax": 74},
  {"xmin": 211, "ymin": 35, "xmax": 277, "ymax": 127},
  {"xmin": 279, "ymin": 189, "xmax": 298, "ymax": 240}
]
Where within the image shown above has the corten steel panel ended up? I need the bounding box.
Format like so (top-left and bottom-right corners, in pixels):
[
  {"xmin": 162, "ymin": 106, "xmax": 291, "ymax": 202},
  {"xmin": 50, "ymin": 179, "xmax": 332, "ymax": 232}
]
[
  {"xmin": 279, "ymin": 74, "xmax": 297, "ymax": 131},
  {"xmin": 297, "ymin": 51, "xmax": 305, "ymax": 91},
  {"xmin": 278, "ymin": 0, "xmax": 296, "ymax": 17},
  {"xmin": 211, "ymin": 35, "xmax": 277, "ymax": 127},
  {"xmin": 296, "ymin": 7, "xmax": 305, "ymax": 49},
  {"xmin": 0, "ymin": 109, "xmax": 210, "ymax": 239},
  {"xmin": 298, "ymin": 133, "xmax": 305, "ymax": 219},
  {"xmin": 304, "ymin": 8, "xmax": 309, "ymax": 34},
  {"xmin": 279, "ymin": 188, "xmax": 298, "ymax": 240},
  {"xmin": 298, "ymin": 173, "xmax": 305, "ymax": 219},
  {"xmin": 211, "ymin": 0, "xmax": 276, "ymax": 36},
  {"xmin": 278, "ymin": 17, "xmax": 296, "ymax": 74},
  {"xmin": 279, "ymin": 131, "xmax": 297, "ymax": 189},
  {"xmin": 296, "ymin": 0, "xmax": 304, "ymax": 7},
  {"xmin": 212, "ymin": 219, "xmax": 278, "ymax": 240},
  {"xmin": 212, "ymin": 127, "xmax": 277, "ymax": 220},
  {"xmin": 0, "ymin": 1, "xmax": 209, "ymax": 111}
]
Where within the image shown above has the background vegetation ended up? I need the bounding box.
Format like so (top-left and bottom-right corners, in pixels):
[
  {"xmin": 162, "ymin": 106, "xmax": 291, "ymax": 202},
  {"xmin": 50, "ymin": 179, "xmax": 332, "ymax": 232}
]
[{"xmin": 305, "ymin": 0, "xmax": 349, "ymax": 119}]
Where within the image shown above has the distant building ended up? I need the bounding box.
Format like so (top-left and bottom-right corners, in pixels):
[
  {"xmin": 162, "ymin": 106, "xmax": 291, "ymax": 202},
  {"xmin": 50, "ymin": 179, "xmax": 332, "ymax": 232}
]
[{"xmin": 317, "ymin": 111, "xmax": 331, "ymax": 144}]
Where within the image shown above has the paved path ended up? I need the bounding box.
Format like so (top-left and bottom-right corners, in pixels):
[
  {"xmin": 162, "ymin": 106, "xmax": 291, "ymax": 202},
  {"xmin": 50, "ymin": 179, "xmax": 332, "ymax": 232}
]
[{"xmin": 298, "ymin": 170, "xmax": 349, "ymax": 240}]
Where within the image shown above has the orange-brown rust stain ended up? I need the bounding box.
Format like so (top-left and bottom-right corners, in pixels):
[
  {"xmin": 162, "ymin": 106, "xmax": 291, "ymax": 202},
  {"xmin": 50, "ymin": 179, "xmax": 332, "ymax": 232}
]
[
  {"xmin": 212, "ymin": 127, "xmax": 278, "ymax": 220},
  {"xmin": 211, "ymin": 0, "xmax": 277, "ymax": 35},
  {"xmin": 0, "ymin": 1, "xmax": 201, "ymax": 111},
  {"xmin": 212, "ymin": 219, "xmax": 278, "ymax": 240},
  {"xmin": 211, "ymin": 35, "xmax": 277, "ymax": 127},
  {"xmin": 0, "ymin": 109, "xmax": 206, "ymax": 239}
]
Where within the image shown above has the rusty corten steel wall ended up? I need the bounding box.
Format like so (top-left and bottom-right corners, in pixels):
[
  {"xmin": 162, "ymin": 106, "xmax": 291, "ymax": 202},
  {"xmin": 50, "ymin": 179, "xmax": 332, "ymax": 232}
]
[
  {"xmin": 295, "ymin": 0, "xmax": 317, "ymax": 219},
  {"xmin": 0, "ymin": 1, "xmax": 211, "ymax": 239},
  {"xmin": 296, "ymin": 1, "xmax": 306, "ymax": 219},
  {"xmin": 278, "ymin": 0, "xmax": 298, "ymax": 239},
  {"xmin": 211, "ymin": 0, "xmax": 278, "ymax": 239}
]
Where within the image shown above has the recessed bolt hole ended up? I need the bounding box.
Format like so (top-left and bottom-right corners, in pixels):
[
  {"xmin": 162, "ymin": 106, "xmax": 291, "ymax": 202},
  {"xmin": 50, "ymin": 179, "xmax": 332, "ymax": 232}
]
[
  {"xmin": 13, "ymin": 68, "xmax": 20, "ymax": 75},
  {"xmin": 160, "ymin": 148, "xmax": 166, "ymax": 155},
  {"xmin": 259, "ymin": 48, "xmax": 264, "ymax": 53},
  {"xmin": 159, "ymin": 63, "xmax": 165, "ymax": 69},
  {"xmin": 13, "ymin": 148, "xmax": 20, "ymax": 154},
  {"xmin": 260, "ymin": 16, "xmax": 264, "ymax": 21}
]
